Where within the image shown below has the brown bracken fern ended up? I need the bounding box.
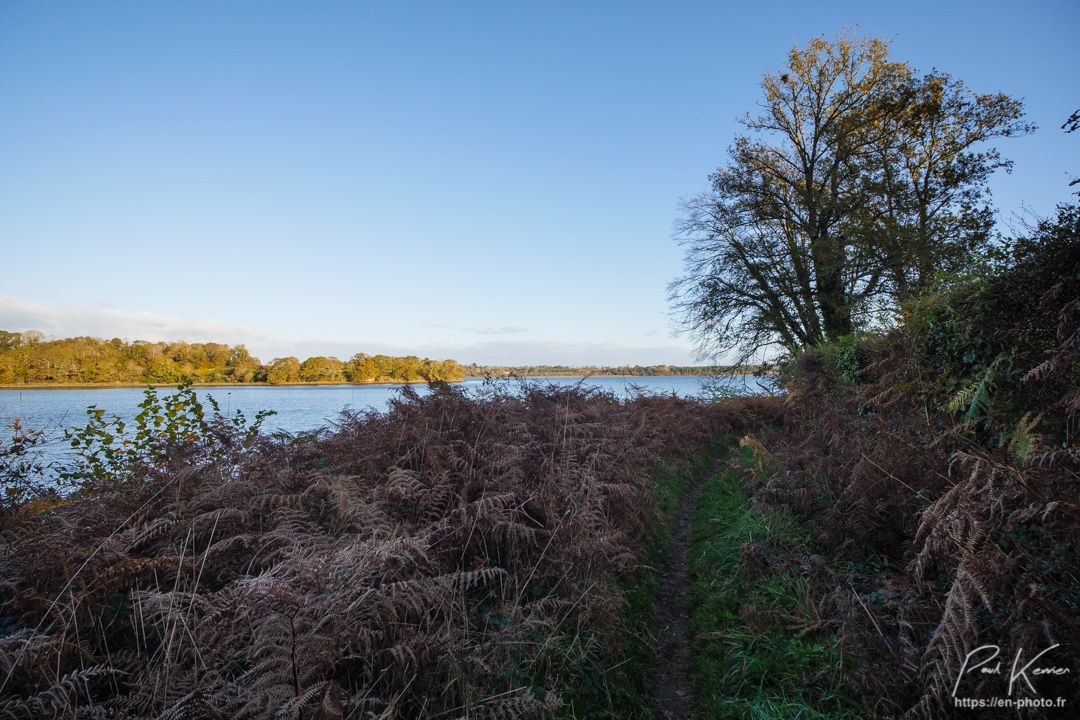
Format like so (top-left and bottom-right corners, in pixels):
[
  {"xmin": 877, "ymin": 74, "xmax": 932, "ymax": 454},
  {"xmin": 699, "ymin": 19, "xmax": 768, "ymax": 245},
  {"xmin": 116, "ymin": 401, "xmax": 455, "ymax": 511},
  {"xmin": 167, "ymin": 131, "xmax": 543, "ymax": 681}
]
[{"xmin": 0, "ymin": 381, "xmax": 768, "ymax": 718}]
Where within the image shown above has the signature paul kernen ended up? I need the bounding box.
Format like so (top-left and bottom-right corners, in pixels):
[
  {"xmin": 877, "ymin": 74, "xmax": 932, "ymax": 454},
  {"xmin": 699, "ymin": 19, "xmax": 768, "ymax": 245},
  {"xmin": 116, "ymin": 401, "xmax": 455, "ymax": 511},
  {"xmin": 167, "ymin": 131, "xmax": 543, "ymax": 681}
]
[{"xmin": 953, "ymin": 644, "xmax": 1071, "ymax": 697}]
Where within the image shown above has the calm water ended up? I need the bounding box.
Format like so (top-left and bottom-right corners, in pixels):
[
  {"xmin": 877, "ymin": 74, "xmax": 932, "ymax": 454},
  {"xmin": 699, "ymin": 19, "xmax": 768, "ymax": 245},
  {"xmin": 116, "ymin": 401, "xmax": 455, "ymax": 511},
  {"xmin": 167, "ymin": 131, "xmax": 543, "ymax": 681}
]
[{"xmin": 1, "ymin": 376, "xmax": 774, "ymax": 466}]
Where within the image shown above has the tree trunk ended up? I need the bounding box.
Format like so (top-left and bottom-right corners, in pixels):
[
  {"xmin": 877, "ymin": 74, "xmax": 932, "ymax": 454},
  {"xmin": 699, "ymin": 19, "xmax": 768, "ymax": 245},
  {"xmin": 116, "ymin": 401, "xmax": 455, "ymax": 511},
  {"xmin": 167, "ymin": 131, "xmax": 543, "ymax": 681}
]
[{"xmin": 811, "ymin": 234, "xmax": 853, "ymax": 341}]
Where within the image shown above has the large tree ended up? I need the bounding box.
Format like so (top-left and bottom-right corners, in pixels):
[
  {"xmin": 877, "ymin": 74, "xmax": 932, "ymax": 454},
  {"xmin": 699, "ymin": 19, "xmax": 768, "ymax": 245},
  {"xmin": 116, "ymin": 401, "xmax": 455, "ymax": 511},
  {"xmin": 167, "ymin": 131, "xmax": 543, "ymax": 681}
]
[{"xmin": 670, "ymin": 31, "xmax": 1030, "ymax": 362}]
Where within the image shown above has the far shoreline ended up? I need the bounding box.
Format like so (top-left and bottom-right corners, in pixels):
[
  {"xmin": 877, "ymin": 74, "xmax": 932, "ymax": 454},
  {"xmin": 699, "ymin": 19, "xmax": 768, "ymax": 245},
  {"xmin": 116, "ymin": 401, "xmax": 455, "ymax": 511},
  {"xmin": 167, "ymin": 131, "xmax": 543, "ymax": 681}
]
[
  {"xmin": 0, "ymin": 380, "xmax": 454, "ymax": 390},
  {"xmin": 0, "ymin": 371, "xmax": 771, "ymax": 391}
]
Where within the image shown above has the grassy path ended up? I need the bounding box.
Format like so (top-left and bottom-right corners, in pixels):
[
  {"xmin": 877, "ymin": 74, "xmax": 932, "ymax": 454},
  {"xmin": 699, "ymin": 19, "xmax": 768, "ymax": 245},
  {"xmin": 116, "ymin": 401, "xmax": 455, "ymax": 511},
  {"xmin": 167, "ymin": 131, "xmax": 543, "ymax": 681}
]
[
  {"xmin": 683, "ymin": 443, "xmax": 865, "ymax": 719},
  {"xmin": 645, "ymin": 439, "xmax": 863, "ymax": 720},
  {"xmin": 649, "ymin": 456, "xmax": 724, "ymax": 719}
]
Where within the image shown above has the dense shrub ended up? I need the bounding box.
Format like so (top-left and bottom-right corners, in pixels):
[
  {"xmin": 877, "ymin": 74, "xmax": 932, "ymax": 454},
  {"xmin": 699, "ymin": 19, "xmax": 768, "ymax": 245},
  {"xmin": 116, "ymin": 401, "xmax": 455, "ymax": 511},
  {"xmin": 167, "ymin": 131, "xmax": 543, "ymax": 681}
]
[{"xmin": 750, "ymin": 203, "xmax": 1080, "ymax": 717}]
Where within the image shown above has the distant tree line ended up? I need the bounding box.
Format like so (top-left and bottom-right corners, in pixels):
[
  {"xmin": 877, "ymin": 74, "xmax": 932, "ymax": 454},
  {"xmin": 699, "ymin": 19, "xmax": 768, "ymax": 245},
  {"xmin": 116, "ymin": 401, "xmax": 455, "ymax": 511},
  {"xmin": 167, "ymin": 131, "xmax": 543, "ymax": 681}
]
[
  {"xmin": 463, "ymin": 363, "xmax": 764, "ymax": 377},
  {"xmin": 0, "ymin": 331, "xmax": 464, "ymax": 385}
]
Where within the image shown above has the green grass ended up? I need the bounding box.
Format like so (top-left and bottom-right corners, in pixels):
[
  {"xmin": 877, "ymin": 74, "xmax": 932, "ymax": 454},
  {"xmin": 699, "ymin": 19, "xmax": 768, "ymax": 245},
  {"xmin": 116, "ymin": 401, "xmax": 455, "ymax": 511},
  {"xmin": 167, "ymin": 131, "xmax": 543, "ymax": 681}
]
[
  {"xmin": 562, "ymin": 438, "xmax": 728, "ymax": 719},
  {"xmin": 688, "ymin": 444, "xmax": 863, "ymax": 719}
]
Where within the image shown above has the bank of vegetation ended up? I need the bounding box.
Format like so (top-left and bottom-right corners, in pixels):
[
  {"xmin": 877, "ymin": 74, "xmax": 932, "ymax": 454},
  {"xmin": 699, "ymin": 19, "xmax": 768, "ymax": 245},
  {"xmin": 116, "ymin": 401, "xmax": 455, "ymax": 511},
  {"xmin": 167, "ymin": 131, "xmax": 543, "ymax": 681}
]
[
  {"xmin": 664, "ymin": 28, "xmax": 1080, "ymax": 719},
  {"xmin": 0, "ymin": 334, "xmax": 464, "ymax": 386},
  {"xmin": 685, "ymin": 202, "xmax": 1080, "ymax": 718}
]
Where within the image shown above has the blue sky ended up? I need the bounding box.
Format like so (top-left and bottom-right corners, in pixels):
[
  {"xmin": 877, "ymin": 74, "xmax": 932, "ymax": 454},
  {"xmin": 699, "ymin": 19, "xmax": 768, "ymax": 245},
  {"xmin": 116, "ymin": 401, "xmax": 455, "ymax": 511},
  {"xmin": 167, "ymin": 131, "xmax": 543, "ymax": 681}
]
[{"xmin": 2, "ymin": 1, "xmax": 1077, "ymax": 365}]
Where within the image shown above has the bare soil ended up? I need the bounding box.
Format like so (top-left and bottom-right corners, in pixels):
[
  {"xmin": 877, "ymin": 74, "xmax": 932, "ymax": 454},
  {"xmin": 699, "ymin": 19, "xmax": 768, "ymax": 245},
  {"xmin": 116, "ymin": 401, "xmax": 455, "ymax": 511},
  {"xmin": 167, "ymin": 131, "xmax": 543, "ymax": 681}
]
[{"xmin": 649, "ymin": 457, "xmax": 723, "ymax": 719}]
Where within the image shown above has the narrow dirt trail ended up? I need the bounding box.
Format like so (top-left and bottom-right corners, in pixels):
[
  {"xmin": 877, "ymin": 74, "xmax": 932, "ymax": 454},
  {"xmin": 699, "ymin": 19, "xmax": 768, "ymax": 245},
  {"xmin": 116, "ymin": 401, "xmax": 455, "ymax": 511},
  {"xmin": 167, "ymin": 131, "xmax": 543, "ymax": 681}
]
[{"xmin": 649, "ymin": 457, "xmax": 723, "ymax": 720}]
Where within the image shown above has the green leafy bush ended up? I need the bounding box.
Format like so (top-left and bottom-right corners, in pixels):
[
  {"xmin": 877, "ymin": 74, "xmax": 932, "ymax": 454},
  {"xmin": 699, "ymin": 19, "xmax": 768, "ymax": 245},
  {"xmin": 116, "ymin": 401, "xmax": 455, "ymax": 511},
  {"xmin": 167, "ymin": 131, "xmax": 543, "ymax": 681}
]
[{"xmin": 60, "ymin": 381, "xmax": 274, "ymax": 488}]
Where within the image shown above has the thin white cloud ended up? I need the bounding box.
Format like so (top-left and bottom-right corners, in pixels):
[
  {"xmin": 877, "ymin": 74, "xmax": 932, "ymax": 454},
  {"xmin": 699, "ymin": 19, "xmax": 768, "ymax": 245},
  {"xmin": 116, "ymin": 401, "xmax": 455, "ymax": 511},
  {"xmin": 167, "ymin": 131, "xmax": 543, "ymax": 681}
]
[
  {"xmin": 406, "ymin": 340, "xmax": 699, "ymax": 366},
  {"xmin": 0, "ymin": 295, "xmax": 701, "ymax": 367},
  {"xmin": 0, "ymin": 294, "xmax": 278, "ymax": 361},
  {"xmin": 460, "ymin": 326, "xmax": 530, "ymax": 336}
]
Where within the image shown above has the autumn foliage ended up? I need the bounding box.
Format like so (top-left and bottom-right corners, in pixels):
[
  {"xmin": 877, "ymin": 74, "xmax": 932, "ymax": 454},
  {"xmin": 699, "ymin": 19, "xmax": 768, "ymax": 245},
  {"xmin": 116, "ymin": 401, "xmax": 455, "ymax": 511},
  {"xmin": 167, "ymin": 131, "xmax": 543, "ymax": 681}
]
[{"xmin": 0, "ymin": 334, "xmax": 464, "ymax": 386}]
